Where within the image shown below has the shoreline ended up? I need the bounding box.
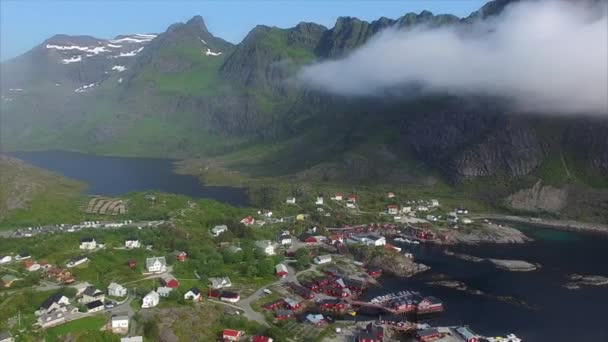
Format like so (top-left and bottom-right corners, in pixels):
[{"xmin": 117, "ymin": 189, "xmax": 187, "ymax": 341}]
[{"xmin": 474, "ymin": 214, "xmax": 608, "ymax": 236}]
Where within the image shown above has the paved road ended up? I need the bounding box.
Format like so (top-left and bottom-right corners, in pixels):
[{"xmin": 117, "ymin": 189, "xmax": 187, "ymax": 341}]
[{"xmin": 234, "ymin": 263, "xmax": 320, "ymax": 326}]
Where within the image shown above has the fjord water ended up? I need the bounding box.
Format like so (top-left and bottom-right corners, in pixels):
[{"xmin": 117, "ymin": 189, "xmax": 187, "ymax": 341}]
[
  {"xmin": 10, "ymin": 150, "xmax": 248, "ymax": 206},
  {"xmin": 374, "ymin": 225, "xmax": 608, "ymax": 342}
]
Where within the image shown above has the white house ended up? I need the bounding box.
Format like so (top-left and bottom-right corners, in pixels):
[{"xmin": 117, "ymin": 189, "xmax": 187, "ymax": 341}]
[
  {"xmin": 401, "ymin": 206, "xmax": 412, "ymax": 214},
  {"xmin": 430, "ymin": 199, "xmax": 440, "ymax": 207},
  {"xmin": 416, "ymin": 206, "xmax": 429, "ymax": 212},
  {"xmin": 277, "ymin": 234, "xmax": 292, "ymax": 246},
  {"xmin": 211, "ymin": 225, "xmax": 228, "ymax": 237},
  {"xmin": 15, "ymin": 252, "xmax": 31, "ymax": 261},
  {"xmin": 346, "ymin": 203, "xmax": 356, "ymax": 209},
  {"xmin": 111, "ymin": 315, "xmax": 129, "ymax": 331},
  {"xmin": 156, "ymin": 286, "xmax": 172, "ymax": 297},
  {"xmin": 125, "ymin": 238, "xmax": 140, "ymax": 249},
  {"xmin": 387, "ymin": 205, "xmax": 399, "ymax": 215},
  {"xmin": 81, "ymin": 286, "xmax": 105, "ymax": 304},
  {"xmin": 67, "ymin": 256, "xmax": 89, "ymax": 268},
  {"xmin": 209, "ymin": 277, "xmax": 232, "ymax": 289},
  {"xmin": 255, "ymin": 240, "xmax": 276, "ymax": 256},
  {"xmin": 79, "ymin": 238, "xmax": 97, "ymax": 250},
  {"xmin": 349, "ymin": 234, "xmax": 386, "ymax": 247},
  {"xmin": 462, "ymin": 218, "xmax": 473, "ymax": 224},
  {"xmin": 426, "ymin": 215, "xmax": 438, "ymax": 222},
  {"xmin": 286, "ymin": 197, "xmax": 296, "ymax": 204},
  {"xmin": 456, "ymin": 208, "xmax": 469, "ymax": 215},
  {"xmin": 25, "ymin": 262, "xmax": 41, "ymax": 272},
  {"xmin": 145, "ymin": 257, "xmax": 167, "ymax": 273},
  {"xmin": 184, "ymin": 288, "xmax": 202, "ymax": 301},
  {"xmin": 315, "ymin": 196, "xmax": 324, "ymax": 205},
  {"xmin": 332, "ymin": 193, "xmax": 343, "ymax": 201},
  {"xmin": 141, "ymin": 291, "xmax": 159, "ymax": 308},
  {"xmin": 0, "ymin": 256, "xmax": 12, "ymax": 264},
  {"xmin": 108, "ymin": 282, "xmax": 127, "ymax": 297},
  {"xmin": 313, "ymin": 255, "xmax": 332, "ymax": 265}
]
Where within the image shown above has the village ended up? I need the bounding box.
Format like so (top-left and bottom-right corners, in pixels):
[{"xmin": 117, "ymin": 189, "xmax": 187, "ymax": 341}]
[{"xmin": 0, "ymin": 190, "xmax": 522, "ymax": 342}]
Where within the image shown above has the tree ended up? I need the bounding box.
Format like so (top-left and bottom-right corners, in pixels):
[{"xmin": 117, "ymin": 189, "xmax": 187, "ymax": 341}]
[{"xmin": 294, "ymin": 248, "xmax": 311, "ymax": 270}]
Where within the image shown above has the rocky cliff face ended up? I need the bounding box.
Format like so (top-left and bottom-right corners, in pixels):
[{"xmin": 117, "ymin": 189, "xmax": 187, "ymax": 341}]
[
  {"xmin": 506, "ymin": 180, "xmax": 568, "ymax": 213},
  {"xmin": 1, "ymin": 0, "xmax": 607, "ymax": 188}
]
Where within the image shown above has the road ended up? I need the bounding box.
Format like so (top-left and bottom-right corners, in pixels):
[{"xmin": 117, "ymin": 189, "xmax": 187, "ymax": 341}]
[{"xmin": 233, "ymin": 262, "xmax": 321, "ymax": 326}]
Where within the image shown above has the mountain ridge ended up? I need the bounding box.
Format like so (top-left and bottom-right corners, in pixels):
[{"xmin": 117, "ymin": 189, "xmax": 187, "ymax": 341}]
[{"xmin": 1, "ymin": 0, "xmax": 607, "ymax": 206}]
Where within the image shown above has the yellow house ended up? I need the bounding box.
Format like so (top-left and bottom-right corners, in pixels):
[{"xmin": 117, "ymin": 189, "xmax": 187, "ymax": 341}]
[{"xmin": 296, "ymin": 214, "xmax": 306, "ymax": 221}]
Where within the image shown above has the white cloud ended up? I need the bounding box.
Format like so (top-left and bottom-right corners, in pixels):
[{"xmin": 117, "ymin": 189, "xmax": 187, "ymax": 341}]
[{"xmin": 297, "ymin": 0, "xmax": 608, "ymax": 114}]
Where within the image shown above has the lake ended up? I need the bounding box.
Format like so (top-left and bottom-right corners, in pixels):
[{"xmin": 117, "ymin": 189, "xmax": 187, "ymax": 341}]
[
  {"xmin": 368, "ymin": 225, "xmax": 608, "ymax": 341},
  {"xmin": 9, "ymin": 150, "xmax": 248, "ymax": 206}
]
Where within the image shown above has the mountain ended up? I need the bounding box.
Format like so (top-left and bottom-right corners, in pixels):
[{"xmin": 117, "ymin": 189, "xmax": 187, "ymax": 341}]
[{"xmin": 1, "ymin": 0, "xmax": 607, "ymax": 219}]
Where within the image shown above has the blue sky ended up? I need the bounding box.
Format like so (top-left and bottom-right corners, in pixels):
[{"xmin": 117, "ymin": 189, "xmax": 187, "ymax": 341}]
[{"xmin": 1, "ymin": 0, "xmax": 487, "ymax": 61}]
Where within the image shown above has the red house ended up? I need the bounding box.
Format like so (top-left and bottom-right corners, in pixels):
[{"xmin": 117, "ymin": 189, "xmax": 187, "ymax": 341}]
[
  {"xmin": 275, "ymin": 264, "xmax": 289, "ymax": 278},
  {"xmin": 208, "ymin": 290, "xmax": 221, "ymax": 299},
  {"xmin": 174, "ymin": 251, "xmax": 188, "ymax": 262},
  {"xmin": 240, "ymin": 216, "xmax": 255, "ymax": 226},
  {"xmin": 222, "ymin": 329, "xmax": 244, "ymax": 341},
  {"xmin": 252, "ymin": 336, "xmax": 273, "ymax": 342},
  {"xmin": 417, "ymin": 328, "xmax": 441, "ymax": 342},
  {"xmin": 127, "ymin": 259, "xmax": 137, "ymax": 269},
  {"xmin": 320, "ymin": 299, "xmax": 347, "ymax": 311},
  {"xmin": 367, "ymin": 268, "xmax": 383, "ymax": 278},
  {"xmin": 284, "ymin": 298, "xmax": 301, "ymax": 310},
  {"xmin": 161, "ymin": 274, "xmax": 179, "ymax": 289},
  {"xmin": 263, "ymin": 299, "xmax": 285, "ymax": 311},
  {"xmin": 275, "ymin": 309, "xmax": 294, "ymax": 320},
  {"xmin": 347, "ymin": 195, "xmax": 357, "ymax": 203}
]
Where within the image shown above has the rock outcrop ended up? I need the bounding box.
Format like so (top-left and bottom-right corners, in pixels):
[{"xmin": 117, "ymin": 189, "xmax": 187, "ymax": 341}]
[{"xmin": 506, "ymin": 180, "xmax": 568, "ymax": 213}]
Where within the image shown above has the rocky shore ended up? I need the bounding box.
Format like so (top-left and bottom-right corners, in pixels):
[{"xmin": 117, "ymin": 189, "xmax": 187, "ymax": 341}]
[
  {"xmin": 488, "ymin": 259, "xmax": 539, "ymax": 272},
  {"xmin": 564, "ymin": 274, "xmax": 608, "ymax": 290},
  {"xmin": 426, "ymin": 275, "xmax": 536, "ymax": 309},
  {"xmin": 443, "ymin": 250, "xmax": 539, "ymax": 272},
  {"xmin": 443, "ymin": 222, "xmax": 531, "ymax": 245},
  {"xmin": 352, "ymin": 245, "xmax": 430, "ymax": 277},
  {"xmin": 475, "ymin": 214, "xmax": 608, "ymax": 235}
]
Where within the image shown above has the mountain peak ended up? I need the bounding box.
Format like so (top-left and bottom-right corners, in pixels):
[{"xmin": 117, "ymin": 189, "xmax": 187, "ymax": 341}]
[{"xmin": 186, "ymin": 15, "xmax": 209, "ymax": 33}]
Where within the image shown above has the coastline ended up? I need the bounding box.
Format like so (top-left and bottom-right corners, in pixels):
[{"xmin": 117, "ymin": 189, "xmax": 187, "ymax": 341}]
[{"xmin": 473, "ymin": 214, "xmax": 608, "ymax": 236}]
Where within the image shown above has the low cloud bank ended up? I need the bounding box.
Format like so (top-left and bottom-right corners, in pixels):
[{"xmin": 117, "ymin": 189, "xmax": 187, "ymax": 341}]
[{"xmin": 297, "ymin": 0, "xmax": 608, "ymax": 114}]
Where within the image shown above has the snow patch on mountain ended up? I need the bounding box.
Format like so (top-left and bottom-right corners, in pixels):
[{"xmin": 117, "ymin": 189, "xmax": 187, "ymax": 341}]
[
  {"xmin": 74, "ymin": 83, "xmax": 96, "ymax": 93},
  {"xmin": 46, "ymin": 44, "xmax": 109, "ymax": 54},
  {"xmin": 200, "ymin": 38, "xmax": 207, "ymax": 45},
  {"xmin": 113, "ymin": 47, "xmax": 144, "ymax": 57},
  {"xmin": 112, "ymin": 65, "xmax": 126, "ymax": 72},
  {"xmin": 61, "ymin": 56, "xmax": 82, "ymax": 64},
  {"xmin": 205, "ymin": 48, "xmax": 222, "ymax": 56},
  {"xmin": 9, "ymin": 88, "xmax": 23, "ymax": 91},
  {"xmin": 107, "ymin": 43, "xmax": 122, "ymax": 48},
  {"xmin": 110, "ymin": 34, "xmax": 156, "ymax": 44}
]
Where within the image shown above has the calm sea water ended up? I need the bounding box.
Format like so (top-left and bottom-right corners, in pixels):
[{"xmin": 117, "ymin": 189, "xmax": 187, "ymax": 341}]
[
  {"xmin": 367, "ymin": 225, "xmax": 608, "ymax": 341},
  {"xmin": 9, "ymin": 150, "xmax": 248, "ymax": 206}
]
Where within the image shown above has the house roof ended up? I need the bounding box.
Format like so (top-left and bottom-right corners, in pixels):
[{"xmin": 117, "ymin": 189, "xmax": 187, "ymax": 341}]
[
  {"xmin": 112, "ymin": 315, "xmax": 129, "ymax": 321},
  {"xmin": 156, "ymin": 286, "xmax": 173, "ymax": 295},
  {"xmin": 1, "ymin": 274, "xmax": 17, "ymax": 282},
  {"xmin": 83, "ymin": 286, "xmax": 103, "ymax": 297},
  {"xmin": 70, "ymin": 255, "xmax": 88, "ymax": 263},
  {"xmin": 0, "ymin": 332, "xmax": 13, "ymax": 340},
  {"xmin": 252, "ymin": 336, "xmax": 273, "ymax": 342},
  {"xmin": 126, "ymin": 237, "xmax": 138, "ymax": 241},
  {"xmin": 223, "ymin": 329, "xmax": 243, "ymax": 337},
  {"xmin": 85, "ymin": 300, "xmax": 104, "ymax": 309},
  {"xmin": 212, "ymin": 225, "xmax": 228, "ymax": 232},
  {"xmin": 144, "ymin": 291, "xmax": 159, "ymax": 300},
  {"xmin": 40, "ymin": 294, "xmax": 67, "ymax": 309},
  {"xmin": 187, "ymin": 287, "xmax": 201, "ymax": 295},
  {"xmin": 120, "ymin": 337, "xmax": 143, "ymax": 342},
  {"xmin": 418, "ymin": 328, "xmax": 440, "ymax": 337},
  {"xmin": 275, "ymin": 309, "xmax": 294, "ymax": 317},
  {"xmin": 145, "ymin": 256, "xmax": 166, "ymax": 269},
  {"xmin": 108, "ymin": 282, "xmax": 124, "ymax": 290},
  {"xmin": 284, "ymin": 298, "xmax": 300, "ymax": 307},
  {"xmin": 306, "ymin": 314, "xmax": 324, "ymax": 324},
  {"xmin": 80, "ymin": 237, "xmax": 94, "ymax": 243},
  {"xmin": 221, "ymin": 291, "xmax": 239, "ymax": 298}
]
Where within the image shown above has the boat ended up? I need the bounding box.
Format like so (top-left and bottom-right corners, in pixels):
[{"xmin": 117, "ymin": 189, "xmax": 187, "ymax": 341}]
[
  {"xmin": 487, "ymin": 335, "xmax": 522, "ymax": 342},
  {"xmin": 394, "ymin": 237, "xmax": 407, "ymax": 242}
]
